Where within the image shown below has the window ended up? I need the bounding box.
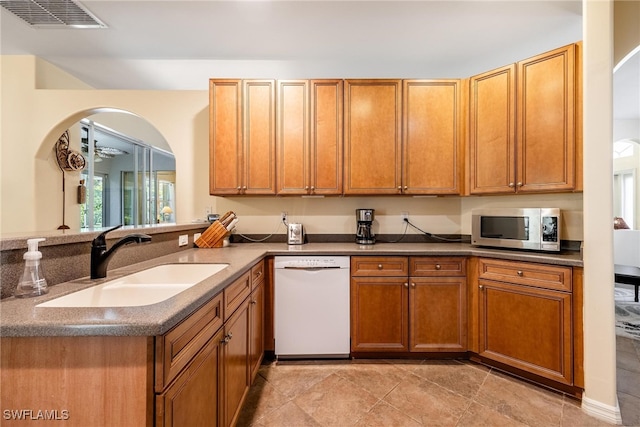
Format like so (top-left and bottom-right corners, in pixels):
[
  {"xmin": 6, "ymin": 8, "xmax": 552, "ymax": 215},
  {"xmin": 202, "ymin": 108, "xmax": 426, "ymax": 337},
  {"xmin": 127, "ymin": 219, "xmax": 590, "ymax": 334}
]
[
  {"xmin": 614, "ymin": 169, "xmax": 635, "ymax": 229},
  {"xmin": 80, "ymin": 120, "xmax": 176, "ymax": 229}
]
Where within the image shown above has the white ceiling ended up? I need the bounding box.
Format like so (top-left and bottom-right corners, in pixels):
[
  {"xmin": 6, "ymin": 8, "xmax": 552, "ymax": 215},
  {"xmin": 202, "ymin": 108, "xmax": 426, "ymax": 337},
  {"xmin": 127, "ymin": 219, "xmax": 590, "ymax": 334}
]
[{"xmin": 0, "ymin": 0, "xmax": 637, "ymax": 120}]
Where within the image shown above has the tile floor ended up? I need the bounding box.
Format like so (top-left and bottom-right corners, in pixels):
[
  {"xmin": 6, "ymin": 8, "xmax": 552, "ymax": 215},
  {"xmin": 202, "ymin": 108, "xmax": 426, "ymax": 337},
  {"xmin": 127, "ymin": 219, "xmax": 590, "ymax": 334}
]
[{"xmin": 237, "ymin": 357, "xmax": 617, "ymax": 427}]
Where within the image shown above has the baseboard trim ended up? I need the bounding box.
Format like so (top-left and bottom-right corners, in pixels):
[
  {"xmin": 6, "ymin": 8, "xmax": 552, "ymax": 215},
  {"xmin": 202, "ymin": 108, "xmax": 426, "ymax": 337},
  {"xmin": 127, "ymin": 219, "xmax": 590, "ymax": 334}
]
[{"xmin": 581, "ymin": 396, "xmax": 623, "ymax": 425}]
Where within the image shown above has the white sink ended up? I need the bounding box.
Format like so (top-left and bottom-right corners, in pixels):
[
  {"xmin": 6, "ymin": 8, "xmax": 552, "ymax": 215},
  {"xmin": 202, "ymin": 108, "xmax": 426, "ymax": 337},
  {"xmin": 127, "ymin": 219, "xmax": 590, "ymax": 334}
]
[{"xmin": 36, "ymin": 263, "xmax": 229, "ymax": 308}]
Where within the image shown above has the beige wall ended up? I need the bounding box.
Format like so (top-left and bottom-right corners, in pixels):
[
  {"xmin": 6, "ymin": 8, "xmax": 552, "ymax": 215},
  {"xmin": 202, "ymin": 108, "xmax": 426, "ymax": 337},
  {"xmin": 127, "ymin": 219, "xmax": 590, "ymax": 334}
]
[
  {"xmin": 0, "ymin": 56, "xmax": 210, "ymax": 234},
  {"xmin": 0, "ymin": 56, "xmax": 584, "ymax": 238}
]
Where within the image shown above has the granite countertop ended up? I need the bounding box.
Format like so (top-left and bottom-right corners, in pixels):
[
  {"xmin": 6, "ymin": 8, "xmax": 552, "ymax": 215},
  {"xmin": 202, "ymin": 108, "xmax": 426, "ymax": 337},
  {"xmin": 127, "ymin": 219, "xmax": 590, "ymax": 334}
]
[{"xmin": 0, "ymin": 242, "xmax": 583, "ymax": 338}]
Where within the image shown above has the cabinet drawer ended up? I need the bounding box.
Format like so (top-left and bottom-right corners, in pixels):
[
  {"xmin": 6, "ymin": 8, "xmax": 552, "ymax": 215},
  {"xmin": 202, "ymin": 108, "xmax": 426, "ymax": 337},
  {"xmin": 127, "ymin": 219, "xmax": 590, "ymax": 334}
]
[
  {"xmin": 410, "ymin": 257, "xmax": 466, "ymax": 277},
  {"xmin": 478, "ymin": 258, "xmax": 572, "ymax": 292},
  {"xmin": 351, "ymin": 256, "xmax": 408, "ymax": 277},
  {"xmin": 155, "ymin": 293, "xmax": 223, "ymax": 391},
  {"xmin": 224, "ymin": 271, "xmax": 251, "ymax": 320},
  {"xmin": 251, "ymin": 260, "xmax": 265, "ymax": 289}
]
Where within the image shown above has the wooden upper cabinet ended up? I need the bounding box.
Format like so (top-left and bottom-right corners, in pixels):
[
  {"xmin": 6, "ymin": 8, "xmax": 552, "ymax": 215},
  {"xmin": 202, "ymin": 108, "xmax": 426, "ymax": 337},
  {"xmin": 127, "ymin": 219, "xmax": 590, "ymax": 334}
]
[
  {"xmin": 209, "ymin": 79, "xmax": 243, "ymax": 195},
  {"xmin": 209, "ymin": 79, "xmax": 275, "ymax": 196},
  {"xmin": 277, "ymin": 80, "xmax": 309, "ymax": 195},
  {"xmin": 277, "ymin": 79, "xmax": 343, "ymax": 195},
  {"xmin": 311, "ymin": 79, "xmax": 343, "ymax": 195},
  {"xmin": 344, "ymin": 79, "xmax": 402, "ymax": 195},
  {"xmin": 403, "ymin": 79, "xmax": 463, "ymax": 195},
  {"xmin": 469, "ymin": 65, "xmax": 516, "ymax": 194},
  {"xmin": 517, "ymin": 44, "xmax": 576, "ymax": 193},
  {"xmin": 469, "ymin": 43, "xmax": 579, "ymax": 195},
  {"xmin": 244, "ymin": 80, "xmax": 276, "ymax": 195}
]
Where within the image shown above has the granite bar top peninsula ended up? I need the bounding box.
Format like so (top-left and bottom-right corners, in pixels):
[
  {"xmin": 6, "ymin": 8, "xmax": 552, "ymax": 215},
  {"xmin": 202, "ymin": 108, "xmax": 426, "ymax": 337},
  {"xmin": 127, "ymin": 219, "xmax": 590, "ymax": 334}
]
[{"xmin": 0, "ymin": 242, "xmax": 583, "ymax": 338}]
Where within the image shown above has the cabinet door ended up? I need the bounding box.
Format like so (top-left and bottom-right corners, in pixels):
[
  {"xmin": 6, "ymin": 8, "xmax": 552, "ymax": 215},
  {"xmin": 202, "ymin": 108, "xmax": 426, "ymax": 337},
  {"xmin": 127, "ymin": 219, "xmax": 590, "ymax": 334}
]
[
  {"xmin": 468, "ymin": 65, "xmax": 516, "ymax": 194},
  {"xmin": 277, "ymin": 80, "xmax": 309, "ymax": 195},
  {"xmin": 478, "ymin": 279, "xmax": 572, "ymax": 384},
  {"xmin": 209, "ymin": 79, "xmax": 243, "ymax": 195},
  {"xmin": 344, "ymin": 79, "xmax": 402, "ymax": 194},
  {"xmin": 403, "ymin": 80, "xmax": 463, "ymax": 195},
  {"xmin": 410, "ymin": 277, "xmax": 467, "ymax": 352},
  {"xmin": 243, "ymin": 79, "xmax": 276, "ymax": 195},
  {"xmin": 249, "ymin": 280, "xmax": 264, "ymax": 383},
  {"xmin": 223, "ymin": 298, "xmax": 250, "ymax": 427},
  {"xmin": 350, "ymin": 277, "xmax": 408, "ymax": 352},
  {"xmin": 517, "ymin": 44, "xmax": 576, "ymax": 192},
  {"xmin": 156, "ymin": 328, "xmax": 224, "ymax": 427},
  {"xmin": 310, "ymin": 79, "xmax": 343, "ymax": 195}
]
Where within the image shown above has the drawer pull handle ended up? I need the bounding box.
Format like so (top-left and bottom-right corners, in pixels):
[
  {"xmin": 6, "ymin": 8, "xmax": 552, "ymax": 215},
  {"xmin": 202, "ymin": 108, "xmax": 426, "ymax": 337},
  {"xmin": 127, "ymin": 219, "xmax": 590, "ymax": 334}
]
[
  {"xmin": 378, "ymin": 264, "xmax": 383, "ymax": 270},
  {"xmin": 517, "ymin": 270, "xmax": 523, "ymax": 276},
  {"xmin": 435, "ymin": 264, "xmax": 441, "ymax": 270}
]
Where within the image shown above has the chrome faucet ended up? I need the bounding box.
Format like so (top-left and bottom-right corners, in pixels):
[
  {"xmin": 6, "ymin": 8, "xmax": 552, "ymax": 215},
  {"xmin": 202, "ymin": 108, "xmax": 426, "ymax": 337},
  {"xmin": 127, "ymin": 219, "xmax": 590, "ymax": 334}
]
[{"xmin": 91, "ymin": 225, "xmax": 152, "ymax": 279}]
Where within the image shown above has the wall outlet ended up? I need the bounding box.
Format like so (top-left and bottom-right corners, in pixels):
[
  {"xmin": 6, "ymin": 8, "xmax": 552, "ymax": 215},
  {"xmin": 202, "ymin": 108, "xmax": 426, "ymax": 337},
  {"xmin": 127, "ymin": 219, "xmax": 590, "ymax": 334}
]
[
  {"xmin": 193, "ymin": 232, "xmax": 202, "ymax": 241},
  {"xmin": 281, "ymin": 211, "xmax": 288, "ymax": 223},
  {"xmin": 401, "ymin": 211, "xmax": 409, "ymax": 221},
  {"xmin": 178, "ymin": 234, "xmax": 189, "ymax": 246}
]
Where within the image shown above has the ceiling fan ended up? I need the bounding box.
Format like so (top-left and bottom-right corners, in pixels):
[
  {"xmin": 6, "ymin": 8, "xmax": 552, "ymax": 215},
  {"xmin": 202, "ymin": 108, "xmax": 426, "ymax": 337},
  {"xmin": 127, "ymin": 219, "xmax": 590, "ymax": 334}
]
[{"xmin": 81, "ymin": 137, "xmax": 129, "ymax": 160}]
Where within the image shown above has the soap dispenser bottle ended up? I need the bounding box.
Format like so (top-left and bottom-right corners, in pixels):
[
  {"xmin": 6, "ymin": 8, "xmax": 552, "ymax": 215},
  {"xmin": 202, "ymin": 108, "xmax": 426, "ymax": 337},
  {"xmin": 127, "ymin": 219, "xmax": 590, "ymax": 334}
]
[{"xmin": 14, "ymin": 238, "xmax": 48, "ymax": 298}]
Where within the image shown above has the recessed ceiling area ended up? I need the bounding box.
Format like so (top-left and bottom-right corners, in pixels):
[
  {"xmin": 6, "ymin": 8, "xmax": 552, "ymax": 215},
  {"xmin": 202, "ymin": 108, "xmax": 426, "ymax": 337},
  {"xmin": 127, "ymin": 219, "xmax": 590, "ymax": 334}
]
[
  {"xmin": 2, "ymin": 1, "xmax": 634, "ymax": 124},
  {"xmin": 2, "ymin": 1, "xmax": 583, "ymax": 89}
]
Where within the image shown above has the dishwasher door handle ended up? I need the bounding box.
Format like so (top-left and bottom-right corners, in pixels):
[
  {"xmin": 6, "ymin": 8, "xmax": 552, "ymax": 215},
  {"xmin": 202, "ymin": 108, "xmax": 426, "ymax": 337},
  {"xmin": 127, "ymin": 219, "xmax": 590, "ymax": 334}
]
[{"xmin": 282, "ymin": 266, "xmax": 342, "ymax": 271}]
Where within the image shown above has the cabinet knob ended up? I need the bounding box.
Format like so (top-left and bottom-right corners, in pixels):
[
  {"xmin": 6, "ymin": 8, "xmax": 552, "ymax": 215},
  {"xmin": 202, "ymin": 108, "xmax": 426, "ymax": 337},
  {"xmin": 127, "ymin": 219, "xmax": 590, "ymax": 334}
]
[
  {"xmin": 517, "ymin": 270, "xmax": 523, "ymax": 276},
  {"xmin": 516, "ymin": 182, "xmax": 523, "ymax": 187},
  {"xmin": 479, "ymin": 285, "xmax": 484, "ymax": 290},
  {"xmin": 251, "ymin": 299, "xmax": 257, "ymax": 305},
  {"xmin": 397, "ymin": 186, "xmax": 402, "ymax": 191},
  {"xmin": 435, "ymin": 264, "xmax": 441, "ymax": 270},
  {"xmin": 237, "ymin": 186, "xmax": 241, "ymax": 190},
  {"xmin": 404, "ymin": 283, "xmax": 408, "ymax": 288},
  {"xmin": 243, "ymin": 186, "xmax": 247, "ymax": 190},
  {"xmin": 311, "ymin": 186, "xmax": 315, "ymax": 191},
  {"xmin": 221, "ymin": 332, "xmax": 233, "ymax": 344},
  {"xmin": 404, "ymin": 186, "xmax": 408, "ymax": 190},
  {"xmin": 508, "ymin": 182, "xmax": 515, "ymax": 188},
  {"xmin": 305, "ymin": 186, "xmax": 309, "ymax": 190},
  {"xmin": 378, "ymin": 264, "xmax": 383, "ymax": 270},
  {"xmin": 411, "ymin": 283, "xmax": 415, "ymax": 288},
  {"xmin": 255, "ymin": 271, "xmax": 262, "ymax": 277}
]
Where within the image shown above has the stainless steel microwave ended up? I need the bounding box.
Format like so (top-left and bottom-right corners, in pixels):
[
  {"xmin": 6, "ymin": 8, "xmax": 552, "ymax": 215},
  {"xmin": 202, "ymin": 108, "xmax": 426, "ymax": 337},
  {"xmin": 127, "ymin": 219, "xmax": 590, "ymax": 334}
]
[{"xmin": 471, "ymin": 208, "xmax": 561, "ymax": 252}]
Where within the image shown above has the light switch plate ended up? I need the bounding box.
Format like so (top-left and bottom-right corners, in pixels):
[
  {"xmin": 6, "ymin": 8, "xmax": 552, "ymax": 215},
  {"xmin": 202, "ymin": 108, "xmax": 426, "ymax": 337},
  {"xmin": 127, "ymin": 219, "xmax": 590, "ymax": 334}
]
[{"xmin": 178, "ymin": 234, "xmax": 189, "ymax": 246}]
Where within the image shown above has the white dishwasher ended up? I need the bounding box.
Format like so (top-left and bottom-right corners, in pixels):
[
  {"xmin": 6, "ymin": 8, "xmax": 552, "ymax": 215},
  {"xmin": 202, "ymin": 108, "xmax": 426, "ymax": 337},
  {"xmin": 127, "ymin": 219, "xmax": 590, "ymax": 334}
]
[{"xmin": 274, "ymin": 256, "xmax": 350, "ymax": 359}]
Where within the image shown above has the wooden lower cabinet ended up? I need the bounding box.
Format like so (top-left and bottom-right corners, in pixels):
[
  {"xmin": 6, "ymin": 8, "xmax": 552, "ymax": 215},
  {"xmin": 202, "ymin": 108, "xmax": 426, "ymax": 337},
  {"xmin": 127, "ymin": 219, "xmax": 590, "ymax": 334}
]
[
  {"xmin": 156, "ymin": 263, "xmax": 264, "ymax": 427},
  {"xmin": 249, "ymin": 280, "xmax": 265, "ymax": 381},
  {"xmin": 351, "ymin": 276, "xmax": 409, "ymax": 352},
  {"xmin": 222, "ymin": 297, "xmax": 251, "ymax": 427},
  {"xmin": 350, "ymin": 256, "xmax": 467, "ymax": 353},
  {"xmin": 477, "ymin": 258, "xmax": 573, "ymax": 385},
  {"xmin": 156, "ymin": 328, "xmax": 224, "ymax": 427},
  {"xmin": 410, "ymin": 277, "xmax": 467, "ymax": 352}
]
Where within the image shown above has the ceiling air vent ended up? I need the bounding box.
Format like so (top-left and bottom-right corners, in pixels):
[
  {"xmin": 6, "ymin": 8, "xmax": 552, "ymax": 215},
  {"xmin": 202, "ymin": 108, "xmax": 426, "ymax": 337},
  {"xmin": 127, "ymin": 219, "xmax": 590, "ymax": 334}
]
[{"xmin": 0, "ymin": 0, "xmax": 107, "ymax": 28}]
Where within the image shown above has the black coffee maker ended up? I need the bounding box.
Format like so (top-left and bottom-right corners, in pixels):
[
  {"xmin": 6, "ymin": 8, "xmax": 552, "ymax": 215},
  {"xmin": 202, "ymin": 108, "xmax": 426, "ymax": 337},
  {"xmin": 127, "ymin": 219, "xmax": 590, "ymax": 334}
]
[{"xmin": 356, "ymin": 209, "xmax": 375, "ymax": 244}]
